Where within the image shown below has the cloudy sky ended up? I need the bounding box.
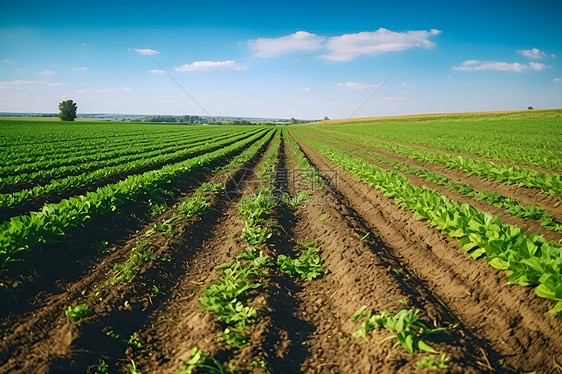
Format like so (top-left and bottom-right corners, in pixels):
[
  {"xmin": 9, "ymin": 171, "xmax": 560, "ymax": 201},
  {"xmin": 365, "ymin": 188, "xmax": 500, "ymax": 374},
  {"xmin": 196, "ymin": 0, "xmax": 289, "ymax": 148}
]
[{"xmin": 1, "ymin": 0, "xmax": 561, "ymax": 119}]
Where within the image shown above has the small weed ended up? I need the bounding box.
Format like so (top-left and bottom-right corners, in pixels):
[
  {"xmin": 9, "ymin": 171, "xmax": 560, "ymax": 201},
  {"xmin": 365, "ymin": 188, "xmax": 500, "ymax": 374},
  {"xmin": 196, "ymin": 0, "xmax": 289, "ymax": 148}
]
[
  {"xmin": 95, "ymin": 360, "xmax": 109, "ymax": 374},
  {"xmin": 398, "ymin": 298, "xmax": 409, "ymax": 307},
  {"xmin": 251, "ymin": 360, "xmax": 269, "ymax": 370},
  {"xmin": 106, "ymin": 330, "xmax": 120, "ymax": 339},
  {"xmin": 178, "ymin": 347, "xmax": 225, "ymax": 374},
  {"xmin": 319, "ymin": 213, "xmax": 330, "ymax": 222},
  {"xmin": 392, "ymin": 268, "xmax": 404, "ymax": 276},
  {"xmin": 127, "ymin": 359, "xmax": 142, "ymax": 374},
  {"xmin": 416, "ymin": 353, "xmax": 451, "ymax": 369},
  {"xmin": 360, "ymin": 232, "xmax": 370, "ymax": 241},
  {"xmin": 109, "ymin": 249, "xmax": 156, "ymax": 285},
  {"xmin": 65, "ymin": 303, "xmax": 92, "ymax": 322},
  {"xmin": 127, "ymin": 332, "xmax": 144, "ymax": 350},
  {"xmin": 149, "ymin": 202, "xmax": 167, "ymax": 216},
  {"xmin": 151, "ymin": 285, "xmax": 164, "ymax": 297}
]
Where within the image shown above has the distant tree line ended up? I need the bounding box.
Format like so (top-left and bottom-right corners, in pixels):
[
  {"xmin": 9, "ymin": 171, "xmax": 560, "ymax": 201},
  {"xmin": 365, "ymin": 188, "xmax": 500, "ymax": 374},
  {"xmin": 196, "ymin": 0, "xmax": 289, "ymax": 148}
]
[{"xmin": 141, "ymin": 115, "xmax": 206, "ymax": 124}]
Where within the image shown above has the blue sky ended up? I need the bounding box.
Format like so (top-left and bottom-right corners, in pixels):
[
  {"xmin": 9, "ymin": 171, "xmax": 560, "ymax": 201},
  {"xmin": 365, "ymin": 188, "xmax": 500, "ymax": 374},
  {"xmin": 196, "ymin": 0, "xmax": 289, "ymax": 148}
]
[{"xmin": 1, "ymin": 0, "xmax": 561, "ymax": 119}]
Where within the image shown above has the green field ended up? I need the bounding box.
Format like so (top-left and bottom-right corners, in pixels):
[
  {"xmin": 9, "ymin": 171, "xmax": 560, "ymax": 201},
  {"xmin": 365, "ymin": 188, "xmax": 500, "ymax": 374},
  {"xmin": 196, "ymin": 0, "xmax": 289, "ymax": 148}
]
[{"xmin": 1, "ymin": 112, "xmax": 561, "ymax": 373}]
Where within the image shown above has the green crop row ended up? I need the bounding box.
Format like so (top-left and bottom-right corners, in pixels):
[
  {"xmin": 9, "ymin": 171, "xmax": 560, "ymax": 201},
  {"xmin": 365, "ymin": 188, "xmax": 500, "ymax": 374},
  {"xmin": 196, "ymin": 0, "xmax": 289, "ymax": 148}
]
[
  {"xmin": 0, "ymin": 128, "xmax": 230, "ymax": 181},
  {"xmin": 0, "ymin": 129, "xmax": 263, "ymax": 212},
  {"xmin": 256, "ymin": 131, "xmax": 282, "ymax": 184},
  {"xmin": 285, "ymin": 131, "xmax": 325, "ymax": 188},
  {"xmin": 326, "ymin": 137, "xmax": 561, "ymax": 234},
  {"xmin": 0, "ymin": 131, "xmax": 239, "ymax": 188},
  {"xmin": 297, "ymin": 133, "xmax": 562, "ymax": 315},
  {"xmin": 0, "ymin": 130, "xmax": 267, "ymax": 272},
  {"xmin": 315, "ymin": 110, "xmax": 562, "ymax": 171},
  {"xmin": 303, "ymin": 128, "xmax": 562, "ymax": 195},
  {"xmin": 0, "ymin": 122, "xmax": 194, "ymax": 165}
]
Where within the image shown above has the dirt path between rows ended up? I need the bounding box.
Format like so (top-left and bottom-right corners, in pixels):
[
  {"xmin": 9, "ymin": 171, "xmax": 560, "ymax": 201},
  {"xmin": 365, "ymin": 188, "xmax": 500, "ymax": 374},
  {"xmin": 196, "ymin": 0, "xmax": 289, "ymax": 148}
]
[{"xmin": 291, "ymin": 131, "xmax": 562, "ymax": 373}]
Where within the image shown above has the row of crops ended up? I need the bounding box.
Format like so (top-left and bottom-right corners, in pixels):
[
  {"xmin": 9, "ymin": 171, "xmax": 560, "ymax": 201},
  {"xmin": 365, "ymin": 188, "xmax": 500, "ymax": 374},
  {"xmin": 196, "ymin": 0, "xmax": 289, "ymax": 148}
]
[
  {"xmin": 0, "ymin": 120, "xmax": 271, "ymax": 273},
  {"xmin": 323, "ymin": 110, "xmax": 562, "ymax": 171},
  {"xmin": 291, "ymin": 126, "xmax": 562, "ymax": 316}
]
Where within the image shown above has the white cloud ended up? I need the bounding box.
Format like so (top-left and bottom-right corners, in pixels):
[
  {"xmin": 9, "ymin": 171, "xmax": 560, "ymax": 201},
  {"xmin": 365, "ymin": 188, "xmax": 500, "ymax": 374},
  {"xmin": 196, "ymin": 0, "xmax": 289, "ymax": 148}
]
[
  {"xmin": 123, "ymin": 87, "xmax": 133, "ymax": 90},
  {"xmin": 322, "ymin": 28, "xmax": 441, "ymax": 62},
  {"xmin": 174, "ymin": 60, "xmax": 245, "ymax": 72},
  {"xmin": 47, "ymin": 83, "xmax": 64, "ymax": 86},
  {"xmin": 555, "ymin": 78, "xmax": 560, "ymax": 82},
  {"xmin": 131, "ymin": 48, "xmax": 159, "ymax": 56},
  {"xmin": 95, "ymin": 88, "xmax": 114, "ymax": 93},
  {"xmin": 552, "ymin": 54, "xmax": 557, "ymax": 58},
  {"xmin": 0, "ymin": 80, "xmax": 44, "ymax": 89},
  {"xmin": 517, "ymin": 48, "xmax": 546, "ymax": 59},
  {"xmin": 452, "ymin": 60, "xmax": 528, "ymax": 72},
  {"xmin": 73, "ymin": 67, "xmax": 88, "ymax": 71},
  {"xmin": 529, "ymin": 62, "xmax": 550, "ymax": 71},
  {"xmin": 149, "ymin": 69, "xmax": 166, "ymax": 74},
  {"xmin": 40, "ymin": 70, "xmax": 55, "ymax": 75},
  {"xmin": 336, "ymin": 81, "xmax": 381, "ymax": 90},
  {"xmin": 81, "ymin": 43, "xmax": 88, "ymax": 46},
  {"xmin": 302, "ymin": 87, "xmax": 311, "ymax": 91},
  {"xmin": 249, "ymin": 31, "xmax": 325, "ymax": 58},
  {"xmin": 74, "ymin": 89, "xmax": 86, "ymax": 93},
  {"xmin": 2, "ymin": 59, "xmax": 15, "ymax": 63},
  {"xmin": 15, "ymin": 68, "xmax": 26, "ymax": 72}
]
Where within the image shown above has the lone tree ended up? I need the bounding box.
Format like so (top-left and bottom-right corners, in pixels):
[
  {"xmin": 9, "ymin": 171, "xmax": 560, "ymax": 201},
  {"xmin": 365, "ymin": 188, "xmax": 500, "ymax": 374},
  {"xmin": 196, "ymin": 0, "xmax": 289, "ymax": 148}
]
[{"xmin": 59, "ymin": 99, "xmax": 78, "ymax": 121}]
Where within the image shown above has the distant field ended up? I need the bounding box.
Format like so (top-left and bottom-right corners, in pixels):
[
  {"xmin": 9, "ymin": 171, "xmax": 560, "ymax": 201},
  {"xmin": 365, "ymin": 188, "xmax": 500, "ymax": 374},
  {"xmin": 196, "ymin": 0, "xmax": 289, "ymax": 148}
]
[
  {"xmin": 1, "ymin": 112, "xmax": 561, "ymax": 373},
  {"xmin": 311, "ymin": 109, "xmax": 562, "ymax": 172}
]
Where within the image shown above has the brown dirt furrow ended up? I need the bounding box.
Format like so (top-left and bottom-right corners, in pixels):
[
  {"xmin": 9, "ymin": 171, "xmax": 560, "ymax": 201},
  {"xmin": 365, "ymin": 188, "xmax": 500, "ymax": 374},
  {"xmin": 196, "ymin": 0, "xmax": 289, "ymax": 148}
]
[
  {"xmin": 280, "ymin": 138, "xmax": 494, "ymax": 373},
  {"xmin": 306, "ymin": 129, "xmax": 562, "ymax": 221},
  {"xmin": 291, "ymin": 132, "xmax": 562, "ymax": 373},
  {"xmin": 312, "ymin": 134, "xmax": 561, "ymax": 243},
  {"xmin": 129, "ymin": 137, "xmax": 304, "ymax": 374}
]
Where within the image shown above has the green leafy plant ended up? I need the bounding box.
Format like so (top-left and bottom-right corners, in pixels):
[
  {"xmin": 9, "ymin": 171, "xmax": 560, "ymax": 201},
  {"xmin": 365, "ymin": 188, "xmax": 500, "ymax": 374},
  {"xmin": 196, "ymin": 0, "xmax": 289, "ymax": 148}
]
[
  {"xmin": 65, "ymin": 303, "xmax": 92, "ymax": 322},
  {"xmin": 352, "ymin": 306, "xmax": 448, "ymax": 354},
  {"xmin": 127, "ymin": 332, "xmax": 144, "ymax": 349},
  {"xmin": 222, "ymin": 328, "xmax": 248, "ymax": 348},
  {"xmin": 319, "ymin": 214, "xmax": 330, "ymax": 222},
  {"xmin": 178, "ymin": 347, "xmax": 225, "ymax": 374},
  {"xmin": 149, "ymin": 201, "xmax": 167, "ymax": 216},
  {"xmin": 108, "ymin": 249, "xmax": 156, "ymax": 285},
  {"xmin": 282, "ymin": 191, "xmax": 310, "ymax": 207},
  {"xmin": 127, "ymin": 359, "xmax": 142, "ymax": 374},
  {"xmin": 178, "ymin": 196, "xmax": 211, "ymax": 218},
  {"xmin": 106, "ymin": 330, "xmax": 120, "ymax": 339},
  {"xmin": 276, "ymin": 241, "xmax": 325, "ymax": 281},
  {"xmin": 251, "ymin": 360, "xmax": 269, "ymax": 370},
  {"xmin": 416, "ymin": 354, "xmax": 450, "ymax": 369},
  {"xmin": 95, "ymin": 360, "xmax": 109, "ymax": 374}
]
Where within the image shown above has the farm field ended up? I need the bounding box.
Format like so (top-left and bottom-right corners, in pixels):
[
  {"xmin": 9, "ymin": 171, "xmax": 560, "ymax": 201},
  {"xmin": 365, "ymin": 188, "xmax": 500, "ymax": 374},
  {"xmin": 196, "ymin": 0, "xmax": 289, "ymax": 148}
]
[{"xmin": 0, "ymin": 110, "xmax": 561, "ymax": 373}]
